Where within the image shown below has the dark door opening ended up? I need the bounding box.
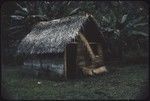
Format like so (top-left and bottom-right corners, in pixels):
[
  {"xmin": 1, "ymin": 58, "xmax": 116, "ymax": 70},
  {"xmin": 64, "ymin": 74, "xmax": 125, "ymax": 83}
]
[
  {"xmin": 66, "ymin": 43, "xmax": 77, "ymax": 79},
  {"xmin": 90, "ymin": 43, "xmax": 98, "ymax": 56}
]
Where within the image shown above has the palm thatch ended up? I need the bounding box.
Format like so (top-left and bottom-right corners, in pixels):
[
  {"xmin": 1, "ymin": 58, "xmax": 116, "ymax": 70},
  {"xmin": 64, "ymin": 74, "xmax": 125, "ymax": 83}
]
[{"xmin": 17, "ymin": 15, "xmax": 100, "ymax": 55}]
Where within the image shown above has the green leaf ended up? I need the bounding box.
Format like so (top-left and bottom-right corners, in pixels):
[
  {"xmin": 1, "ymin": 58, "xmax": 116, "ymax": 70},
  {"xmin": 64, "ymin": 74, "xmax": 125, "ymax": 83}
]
[
  {"xmin": 37, "ymin": 2, "xmax": 44, "ymax": 15},
  {"xmin": 38, "ymin": 7, "xmax": 44, "ymax": 15},
  {"xmin": 16, "ymin": 3, "xmax": 28, "ymax": 14},
  {"xmin": 8, "ymin": 29, "xmax": 24, "ymax": 36},
  {"xmin": 30, "ymin": 15, "xmax": 48, "ymax": 20},
  {"xmin": 11, "ymin": 15, "xmax": 25, "ymax": 20},
  {"xmin": 67, "ymin": 1, "xmax": 72, "ymax": 5},
  {"xmin": 24, "ymin": 1, "xmax": 30, "ymax": 13},
  {"xmin": 8, "ymin": 25, "xmax": 25, "ymax": 31},
  {"xmin": 102, "ymin": 16, "xmax": 110, "ymax": 23},
  {"xmin": 129, "ymin": 17, "xmax": 144, "ymax": 25},
  {"xmin": 110, "ymin": 10, "xmax": 117, "ymax": 28},
  {"xmin": 133, "ymin": 23, "xmax": 148, "ymax": 28},
  {"xmin": 14, "ymin": 10, "xmax": 28, "ymax": 16},
  {"xmin": 131, "ymin": 30, "xmax": 148, "ymax": 37},
  {"xmin": 69, "ymin": 7, "xmax": 80, "ymax": 15},
  {"xmin": 121, "ymin": 14, "xmax": 128, "ymax": 23}
]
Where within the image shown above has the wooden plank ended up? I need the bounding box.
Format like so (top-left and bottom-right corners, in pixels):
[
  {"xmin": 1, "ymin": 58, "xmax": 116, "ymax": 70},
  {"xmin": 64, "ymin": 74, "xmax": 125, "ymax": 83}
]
[
  {"xmin": 66, "ymin": 44, "xmax": 77, "ymax": 79},
  {"xmin": 82, "ymin": 66, "xmax": 107, "ymax": 76},
  {"xmin": 67, "ymin": 44, "xmax": 77, "ymax": 79}
]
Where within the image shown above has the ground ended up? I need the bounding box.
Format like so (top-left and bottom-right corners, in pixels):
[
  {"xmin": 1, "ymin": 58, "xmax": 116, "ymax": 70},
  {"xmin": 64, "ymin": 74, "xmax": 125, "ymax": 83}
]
[{"xmin": 1, "ymin": 64, "xmax": 149, "ymax": 100}]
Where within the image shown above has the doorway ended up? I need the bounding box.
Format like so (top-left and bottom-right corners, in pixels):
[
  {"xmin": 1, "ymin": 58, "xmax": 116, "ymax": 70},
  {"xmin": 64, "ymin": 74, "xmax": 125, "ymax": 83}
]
[{"xmin": 66, "ymin": 43, "xmax": 77, "ymax": 79}]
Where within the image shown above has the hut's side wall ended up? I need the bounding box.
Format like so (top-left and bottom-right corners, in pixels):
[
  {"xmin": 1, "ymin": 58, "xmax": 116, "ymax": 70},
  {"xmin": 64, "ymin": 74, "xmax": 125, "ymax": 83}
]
[{"xmin": 23, "ymin": 56, "xmax": 64, "ymax": 76}]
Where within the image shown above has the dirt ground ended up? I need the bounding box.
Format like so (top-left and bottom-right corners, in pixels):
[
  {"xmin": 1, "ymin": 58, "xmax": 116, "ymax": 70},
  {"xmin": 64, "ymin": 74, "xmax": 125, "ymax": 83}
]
[{"xmin": 1, "ymin": 64, "xmax": 149, "ymax": 100}]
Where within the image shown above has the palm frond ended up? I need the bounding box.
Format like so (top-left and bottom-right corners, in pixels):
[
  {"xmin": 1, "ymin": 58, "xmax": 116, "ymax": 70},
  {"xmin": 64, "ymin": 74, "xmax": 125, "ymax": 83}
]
[
  {"xmin": 69, "ymin": 7, "xmax": 80, "ymax": 15},
  {"xmin": 30, "ymin": 15, "xmax": 48, "ymax": 20},
  {"xmin": 131, "ymin": 30, "xmax": 148, "ymax": 37},
  {"xmin": 14, "ymin": 10, "xmax": 28, "ymax": 16},
  {"xmin": 129, "ymin": 17, "xmax": 144, "ymax": 25},
  {"xmin": 8, "ymin": 29, "xmax": 24, "ymax": 36},
  {"xmin": 133, "ymin": 23, "xmax": 148, "ymax": 28},
  {"xmin": 16, "ymin": 3, "xmax": 28, "ymax": 14},
  {"xmin": 11, "ymin": 15, "xmax": 25, "ymax": 20},
  {"xmin": 8, "ymin": 25, "xmax": 25, "ymax": 31},
  {"xmin": 102, "ymin": 16, "xmax": 110, "ymax": 23},
  {"xmin": 67, "ymin": 1, "xmax": 72, "ymax": 5}
]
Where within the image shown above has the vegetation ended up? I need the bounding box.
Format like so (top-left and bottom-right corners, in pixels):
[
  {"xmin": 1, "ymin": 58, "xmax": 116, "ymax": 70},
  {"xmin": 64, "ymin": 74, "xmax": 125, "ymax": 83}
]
[
  {"xmin": 1, "ymin": 1, "xmax": 149, "ymax": 65},
  {"xmin": 1, "ymin": 64, "xmax": 149, "ymax": 100},
  {"xmin": 1, "ymin": 1, "xmax": 149, "ymax": 100}
]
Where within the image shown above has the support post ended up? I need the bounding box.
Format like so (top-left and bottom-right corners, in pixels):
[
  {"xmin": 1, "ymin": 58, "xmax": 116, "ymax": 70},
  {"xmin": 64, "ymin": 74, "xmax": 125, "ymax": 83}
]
[{"xmin": 64, "ymin": 46, "xmax": 67, "ymax": 80}]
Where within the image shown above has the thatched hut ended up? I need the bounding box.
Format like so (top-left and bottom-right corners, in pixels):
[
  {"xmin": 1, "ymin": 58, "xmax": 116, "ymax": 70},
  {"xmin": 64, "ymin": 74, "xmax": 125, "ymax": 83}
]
[{"xmin": 17, "ymin": 14, "xmax": 107, "ymax": 79}]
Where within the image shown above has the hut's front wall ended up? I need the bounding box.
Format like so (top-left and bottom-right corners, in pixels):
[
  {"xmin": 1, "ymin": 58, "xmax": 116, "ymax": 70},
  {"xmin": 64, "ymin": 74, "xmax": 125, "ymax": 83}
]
[
  {"xmin": 23, "ymin": 56, "xmax": 64, "ymax": 76},
  {"xmin": 76, "ymin": 43, "xmax": 91, "ymax": 68},
  {"xmin": 76, "ymin": 42, "xmax": 104, "ymax": 69}
]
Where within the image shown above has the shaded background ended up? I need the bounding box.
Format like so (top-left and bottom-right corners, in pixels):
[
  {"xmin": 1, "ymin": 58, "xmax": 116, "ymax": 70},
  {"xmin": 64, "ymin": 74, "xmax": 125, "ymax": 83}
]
[{"xmin": 1, "ymin": 1, "xmax": 149, "ymax": 65}]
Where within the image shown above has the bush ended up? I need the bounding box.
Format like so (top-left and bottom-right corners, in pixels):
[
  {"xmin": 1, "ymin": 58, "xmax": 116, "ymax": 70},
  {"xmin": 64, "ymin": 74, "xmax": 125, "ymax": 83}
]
[{"xmin": 122, "ymin": 49, "xmax": 149, "ymax": 64}]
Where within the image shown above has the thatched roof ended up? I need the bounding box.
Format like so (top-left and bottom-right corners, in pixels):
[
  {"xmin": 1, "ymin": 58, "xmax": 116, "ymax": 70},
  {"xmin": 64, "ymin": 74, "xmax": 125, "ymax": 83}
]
[{"xmin": 17, "ymin": 15, "xmax": 100, "ymax": 55}]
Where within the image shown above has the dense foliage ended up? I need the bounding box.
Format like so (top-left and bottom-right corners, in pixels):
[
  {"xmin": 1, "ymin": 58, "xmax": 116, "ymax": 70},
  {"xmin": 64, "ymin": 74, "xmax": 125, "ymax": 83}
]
[{"xmin": 1, "ymin": 1, "xmax": 149, "ymax": 65}]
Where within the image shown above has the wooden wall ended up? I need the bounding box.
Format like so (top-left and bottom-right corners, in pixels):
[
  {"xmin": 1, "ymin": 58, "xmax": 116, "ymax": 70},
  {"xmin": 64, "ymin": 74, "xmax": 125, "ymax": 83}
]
[
  {"xmin": 76, "ymin": 42, "xmax": 104, "ymax": 69},
  {"xmin": 22, "ymin": 42, "xmax": 104, "ymax": 79},
  {"xmin": 23, "ymin": 56, "xmax": 64, "ymax": 76}
]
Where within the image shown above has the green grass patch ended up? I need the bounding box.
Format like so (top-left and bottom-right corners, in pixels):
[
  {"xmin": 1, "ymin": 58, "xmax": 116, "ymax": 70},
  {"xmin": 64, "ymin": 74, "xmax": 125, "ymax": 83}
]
[{"xmin": 1, "ymin": 64, "xmax": 149, "ymax": 100}]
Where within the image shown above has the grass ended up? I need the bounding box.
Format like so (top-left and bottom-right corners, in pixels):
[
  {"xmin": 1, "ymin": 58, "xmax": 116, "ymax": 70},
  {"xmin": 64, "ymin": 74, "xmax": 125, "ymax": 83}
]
[{"xmin": 1, "ymin": 64, "xmax": 149, "ymax": 100}]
